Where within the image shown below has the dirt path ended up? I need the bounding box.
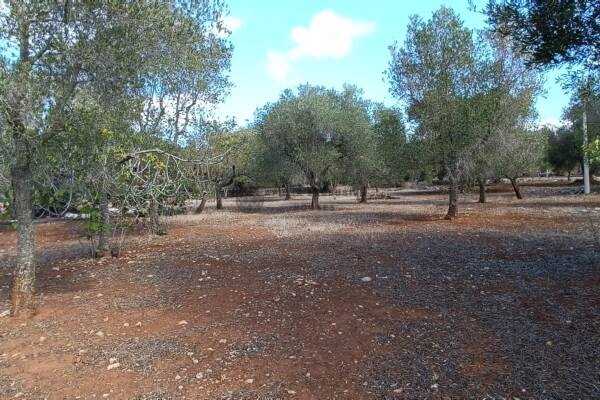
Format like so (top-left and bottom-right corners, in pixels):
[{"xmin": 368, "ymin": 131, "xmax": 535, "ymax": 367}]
[{"xmin": 1, "ymin": 187, "xmax": 599, "ymax": 399}]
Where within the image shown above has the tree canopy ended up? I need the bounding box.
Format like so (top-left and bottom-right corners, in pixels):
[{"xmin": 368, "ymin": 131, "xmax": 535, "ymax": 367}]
[{"xmin": 485, "ymin": 0, "xmax": 600, "ymax": 70}]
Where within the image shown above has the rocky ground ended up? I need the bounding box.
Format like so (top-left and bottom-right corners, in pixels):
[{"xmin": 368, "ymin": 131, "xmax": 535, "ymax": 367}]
[{"xmin": 0, "ymin": 183, "xmax": 599, "ymax": 399}]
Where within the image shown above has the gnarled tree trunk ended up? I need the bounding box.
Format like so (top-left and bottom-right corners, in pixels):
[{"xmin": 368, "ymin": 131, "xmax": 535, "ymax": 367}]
[
  {"xmin": 477, "ymin": 178, "xmax": 486, "ymax": 203},
  {"xmin": 148, "ymin": 198, "xmax": 165, "ymax": 235},
  {"xmin": 97, "ymin": 195, "xmax": 110, "ymax": 257},
  {"xmin": 216, "ymin": 186, "xmax": 223, "ymax": 209},
  {"xmin": 509, "ymin": 177, "xmax": 523, "ymax": 199},
  {"xmin": 445, "ymin": 174, "xmax": 458, "ymax": 220},
  {"xmin": 311, "ymin": 187, "xmax": 319, "ymax": 210},
  {"xmin": 359, "ymin": 184, "xmax": 367, "ymax": 203},
  {"xmin": 10, "ymin": 154, "xmax": 36, "ymax": 317},
  {"xmin": 284, "ymin": 183, "xmax": 291, "ymax": 200},
  {"xmin": 194, "ymin": 191, "xmax": 208, "ymax": 214}
]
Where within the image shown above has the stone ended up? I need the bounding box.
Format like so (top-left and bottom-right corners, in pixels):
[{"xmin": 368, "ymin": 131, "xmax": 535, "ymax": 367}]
[{"xmin": 107, "ymin": 362, "xmax": 120, "ymax": 370}]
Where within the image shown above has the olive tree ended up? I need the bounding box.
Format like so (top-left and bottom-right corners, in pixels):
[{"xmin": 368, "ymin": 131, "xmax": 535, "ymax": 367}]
[
  {"xmin": 0, "ymin": 1, "xmax": 231, "ymax": 317},
  {"xmin": 371, "ymin": 105, "xmax": 407, "ymax": 186},
  {"xmin": 256, "ymin": 85, "xmax": 374, "ymax": 209},
  {"xmin": 387, "ymin": 7, "xmax": 485, "ymax": 219},
  {"xmin": 490, "ymin": 129, "xmax": 547, "ymax": 198}
]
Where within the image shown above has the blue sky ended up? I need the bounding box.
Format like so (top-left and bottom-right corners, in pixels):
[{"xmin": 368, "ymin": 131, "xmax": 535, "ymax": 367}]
[{"xmin": 216, "ymin": 0, "xmax": 569, "ymax": 127}]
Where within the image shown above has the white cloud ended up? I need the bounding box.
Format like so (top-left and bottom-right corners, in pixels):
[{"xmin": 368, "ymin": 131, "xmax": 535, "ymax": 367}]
[
  {"xmin": 223, "ymin": 16, "xmax": 243, "ymax": 33},
  {"xmin": 215, "ymin": 16, "xmax": 243, "ymax": 38},
  {"xmin": 267, "ymin": 10, "xmax": 375, "ymax": 83}
]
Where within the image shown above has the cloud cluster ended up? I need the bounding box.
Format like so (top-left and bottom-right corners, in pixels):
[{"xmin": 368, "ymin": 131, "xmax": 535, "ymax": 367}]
[{"xmin": 267, "ymin": 10, "xmax": 375, "ymax": 83}]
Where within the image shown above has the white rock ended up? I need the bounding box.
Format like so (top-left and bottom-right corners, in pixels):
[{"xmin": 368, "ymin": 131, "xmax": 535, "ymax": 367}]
[
  {"xmin": 361, "ymin": 276, "xmax": 372, "ymax": 282},
  {"xmin": 107, "ymin": 362, "xmax": 120, "ymax": 370},
  {"xmin": 178, "ymin": 320, "xmax": 188, "ymax": 325},
  {"xmin": 245, "ymin": 378, "xmax": 254, "ymax": 384}
]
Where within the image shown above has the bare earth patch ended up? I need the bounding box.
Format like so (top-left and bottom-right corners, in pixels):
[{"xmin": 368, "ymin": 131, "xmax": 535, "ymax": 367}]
[{"xmin": 1, "ymin": 185, "xmax": 599, "ymax": 399}]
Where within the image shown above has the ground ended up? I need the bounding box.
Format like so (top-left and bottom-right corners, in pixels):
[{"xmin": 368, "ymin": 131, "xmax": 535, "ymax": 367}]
[{"xmin": 1, "ymin": 181, "xmax": 599, "ymax": 399}]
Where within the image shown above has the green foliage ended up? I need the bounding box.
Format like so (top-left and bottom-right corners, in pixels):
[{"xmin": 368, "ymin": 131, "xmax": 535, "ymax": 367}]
[
  {"xmin": 255, "ymin": 84, "xmax": 377, "ymax": 192},
  {"xmin": 389, "ymin": 7, "xmax": 541, "ymax": 187},
  {"xmin": 486, "ymin": 0, "xmax": 600, "ymax": 70},
  {"xmin": 491, "ymin": 129, "xmax": 548, "ymax": 179},
  {"xmin": 547, "ymin": 127, "xmax": 583, "ymax": 173},
  {"xmin": 0, "ymin": 1, "xmax": 233, "ymax": 228},
  {"xmin": 587, "ymin": 138, "xmax": 600, "ymax": 162},
  {"xmin": 79, "ymin": 202, "xmax": 103, "ymax": 239},
  {"xmin": 371, "ymin": 105, "xmax": 407, "ymax": 184}
]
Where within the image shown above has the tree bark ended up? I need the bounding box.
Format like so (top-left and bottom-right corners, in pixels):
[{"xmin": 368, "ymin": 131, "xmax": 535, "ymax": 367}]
[
  {"xmin": 216, "ymin": 186, "xmax": 223, "ymax": 209},
  {"xmin": 10, "ymin": 162, "xmax": 36, "ymax": 317},
  {"xmin": 509, "ymin": 177, "xmax": 523, "ymax": 199},
  {"xmin": 284, "ymin": 183, "xmax": 291, "ymax": 200},
  {"xmin": 445, "ymin": 175, "xmax": 458, "ymax": 220},
  {"xmin": 477, "ymin": 178, "xmax": 486, "ymax": 203},
  {"xmin": 194, "ymin": 191, "xmax": 208, "ymax": 214},
  {"xmin": 96, "ymin": 195, "xmax": 110, "ymax": 257},
  {"xmin": 149, "ymin": 198, "xmax": 165, "ymax": 234},
  {"xmin": 359, "ymin": 184, "xmax": 367, "ymax": 203},
  {"xmin": 583, "ymin": 104, "xmax": 590, "ymax": 194},
  {"xmin": 567, "ymin": 170, "xmax": 571, "ymax": 181},
  {"xmin": 311, "ymin": 187, "xmax": 319, "ymax": 210}
]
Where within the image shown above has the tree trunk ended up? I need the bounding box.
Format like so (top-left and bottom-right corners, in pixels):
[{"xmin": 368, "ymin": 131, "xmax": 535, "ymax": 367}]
[
  {"xmin": 567, "ymin": 170, "xmax": 571, "ymax": 181},
  {"xmin": 359, "ymin": 184, "xmax": 367, "ymax": 203},
  {"xmin": 445, "ymin": 175, "xmax": 458, "ymax": 220},
  {"xmin": 311, "ymin": 187, "xmax": 319, "ymax": 210},
  {"xmin": 216, "ymin": 186, "xmax": 223, "ymax": 209},
  {"xmin": 194, "ymin": 191, "xmax": 208, "ymax": 214},
  {"xmin": 149, "ymin": 198, "xmax": 165, "ymax": 235},
  {"xmin": 284, "ymin": 183, "xmax": 291, "ymax": 200},
  {"xmin": 96, "ymin": 195, "xmax": 110, "ymax": 257},
  {"xmin": 582, "ymin": 105, "xmax": 590, "ymax": 194},
  {"xmin": 10, "ymin": 162, "xmax": 36, "ymax": 317},
  {"xmin": 477, "ymin": 178, "xmax": 486, "ymax": 204},
  {"xmin": 509, "ymin": 177, "xmax": 523, "ymax": 199}
]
